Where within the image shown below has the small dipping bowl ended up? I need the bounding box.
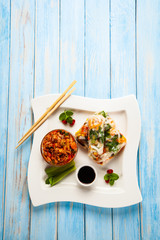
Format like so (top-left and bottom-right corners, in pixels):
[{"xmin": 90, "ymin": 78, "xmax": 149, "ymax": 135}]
[
  {"xmin": 41, "ymin": 129, "xmax": 78, "ymax": 166},
  {"xmin": 76, "ymin": 165, "xmax": 97, "ymax": 187}
]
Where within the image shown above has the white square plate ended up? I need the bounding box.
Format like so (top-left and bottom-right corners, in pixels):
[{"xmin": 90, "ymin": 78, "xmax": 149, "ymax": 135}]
[{"xmin": 28, "ymin": 94, "xmax": 142, "ymax": 207}]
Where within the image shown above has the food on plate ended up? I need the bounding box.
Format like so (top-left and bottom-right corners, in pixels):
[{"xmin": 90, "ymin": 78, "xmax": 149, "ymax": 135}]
[
  {"xmin": 106, "ymin": 169, "xmax": 113, "ymax": 174},
  {"xmin": 104, "ymin": 169, "xmax": 119, "ymax": 186},
  {"xmin": 45, "ymin": 159, "xmax": 75, "ymax": 177},
  {"xmin": 88, "ymin": 114, "xmax": 105, "ymax": 161},
  {"xmin": 41, "ymin": 129, "xmax": 78, "ymax": 166},
  {"xmin": 99, "ymin": 113, "xmax": 126, "ymax": 165},
  {"xmin": 75, "ymin": 120, "xmax": 88, "ymax": 149},
  {"xmin": 59, "ymin": 110, "xmax": 75, "ymax": 126},
  {"xmin": 45, "ymin": 161, "xmax": 76, "ymax": 187},
  {"xmin": 75, "ymin": 111, "xmax": 126, "ymax": 165}
]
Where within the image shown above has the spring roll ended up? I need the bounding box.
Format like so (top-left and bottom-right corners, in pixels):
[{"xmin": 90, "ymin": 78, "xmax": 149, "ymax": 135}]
[
  {"xmin": 75, "ymin": 111, "xmax": 126, "ymax": 166},
  {"xmin": 88, "ymin": 114, "xmax": 105, "ymax": 162},
  {"xmin": 98, "ymin": 114, "xmax": 126, "ymax": 165},
  {"xmin": 75, "ymin": 120, "xmax": 88, "ymax": 149}
]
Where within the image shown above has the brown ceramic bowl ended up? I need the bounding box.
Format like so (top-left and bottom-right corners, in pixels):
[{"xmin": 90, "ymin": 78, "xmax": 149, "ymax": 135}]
[{"xmin": 40, "ymin": 129, "xmax": 78, "ymax": 166}]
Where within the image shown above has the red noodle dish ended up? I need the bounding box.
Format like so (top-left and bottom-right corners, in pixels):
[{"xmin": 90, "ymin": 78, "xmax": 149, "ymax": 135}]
[{"xmin": 41, "ymin": 129, "xmax": 78, "ymax": 166}]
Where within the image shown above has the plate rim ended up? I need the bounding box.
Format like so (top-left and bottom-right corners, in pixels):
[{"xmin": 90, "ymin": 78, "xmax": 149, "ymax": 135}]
[{"xmin": 28, "ymin": 94, "xmax": 142, "ymax": 208}]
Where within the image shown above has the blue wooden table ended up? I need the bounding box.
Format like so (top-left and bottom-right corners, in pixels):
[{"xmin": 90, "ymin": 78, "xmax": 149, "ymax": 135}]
[{"xmin": 0, "ymin": 0, "xmax": 160, "ymax": 239}]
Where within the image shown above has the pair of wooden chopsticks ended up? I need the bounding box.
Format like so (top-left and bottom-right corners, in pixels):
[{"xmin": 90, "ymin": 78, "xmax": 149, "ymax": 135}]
[{"xmin": 16, "ymin": 80, "xmax": 77, "ymax": 149}]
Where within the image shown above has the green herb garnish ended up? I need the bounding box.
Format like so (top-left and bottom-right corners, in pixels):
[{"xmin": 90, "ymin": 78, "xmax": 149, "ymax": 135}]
[
  {"xmin": 105, "ymin": 134, "xmax": 119, "ymax": 152},
  {"xmin": 89, "ymin": 128, "xmax": 104, "ymax": 144},
  {"xmin": 104, "ymin": 124, "xmax": 112, "ymax": 140},
  {"xmin": 65, "ymin": 110, "xmax": 73, "ymax": 117},
  {"xmin": 98, "ymin": 126, "xmax": 104, "ymax": 143},
  {"xmin": 89, "ymin": 129, "xmax": 98, "ymax": 139},
  {"xmin": 59, "ymin": 112, "xmax": 66, "ymax": 121},
  {"xmin": 59, "ymin": 110, "xmax": 75, "ymax": 124},
  {"xmin": 66, "ymin": 116, "xmax": 73, "ymax": 124},
  {"xmin": 105, "ymin": 124, "xmax": 111, "ymax": 131},
  {"xmin": 99, "ymin": 111, "xmax": 107, "ymax": 118},
  {"xmin": 104, "ymin": 172, "xmax": 119, "ymax": 186},
  {"xmin": 104, "ymin": 132, "xmax": 111, "ymax": 139}
]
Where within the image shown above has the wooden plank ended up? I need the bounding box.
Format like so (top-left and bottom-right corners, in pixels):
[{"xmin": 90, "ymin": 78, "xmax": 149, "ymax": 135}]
[
  {"xmin": 110, "ymin": 0, "xmax": 141, "ymax": 239},
  {"xmin": 34, "ymin": 0, "xmax": 59, "ymax": 97},
  {"xmin": 59, "ymin": 0, "xmax": 84, "ymax": 95},
  {"xmin": 0, "ymin": 0, "xmax": 10, "ymax": 238},
  {"xmin": 30, "ymin": 0, "xmax": 59, "ymax": 239},
  {"xmin": 85, "ymin": 1, "xmax": 112, "ymax": 239},
  {"xmin": 3, "ymin": 0, "xmax": 35, "ymax": 239},
  {"xmin": 85, "ymin": 0, "xmax": 110, "ymax": 98},
  {"xmin": 58, "ymin": 0, "xmax": 84, "ymax": 239},
  {"xmin": 111, "ymin": 0, "xmax": 136, "ymax": 96},
  {"xmin": 137, "ymin": 0, "xmax": 160, "ymax": 239}
]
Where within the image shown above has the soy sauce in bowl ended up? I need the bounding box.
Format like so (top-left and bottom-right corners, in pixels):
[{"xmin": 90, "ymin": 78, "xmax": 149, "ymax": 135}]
[{"xmin": 76, "ymin": 165, "xmax": 97, "ymax": 186}]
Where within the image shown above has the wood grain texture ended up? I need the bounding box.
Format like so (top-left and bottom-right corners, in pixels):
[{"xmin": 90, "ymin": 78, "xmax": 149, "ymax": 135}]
[
  {"xmin": 0, "ymin": 0, "xmax": 10, "ymax": 238},
  {"xmin": 30, "ymin": 0, "xmax": 59, "ymax": 239},
  {"xmin": 58, "ymin": 0, "xmax": 84, "ymax": 239},
  {"xmin": 111, "ymin": 1, "xmax": 141, "ymax": 239},
  {"xmin": 137, "ymin": 0, "xmax": 160, "ymax": 239},
  {"xmin": 111, "ymin": 0, "xmax": 136, "ymax": 96},
  {"xmin": 3, "ymin": 0, "xmax": 35, "ymax": 239},
  {"xmin": 34, "ymin": 0, "xmax": 59, "ymax": 97},
  {"xmin": 1, "ymin": 0, "xmax": 160, "ymax": 239},
  {"xmin": 59, "ymin": 0, "xmax": 84, "ymax": 95},
  {"xmin": 85, "ymin": 1, "xmax": 112, "ymax": 239},
  {"xmin": 85, "ymin": 0, "xmax": 110, "ymax": 98}
]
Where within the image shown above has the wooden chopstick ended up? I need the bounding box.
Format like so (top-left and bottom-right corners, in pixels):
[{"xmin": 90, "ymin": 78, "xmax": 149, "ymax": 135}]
[
  {"xmin": 18, "ymin": 80, "xmax": 76, "ymax": 144},
  {"xmin": 16, "ymin": 87, "xmax": 76, "ymax": 149}
]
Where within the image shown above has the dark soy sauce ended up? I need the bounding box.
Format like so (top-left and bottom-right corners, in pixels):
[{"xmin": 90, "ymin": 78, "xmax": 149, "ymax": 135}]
[{"xmin": 78, "ymin": 166, "xmax": 96, "ymax": 184}]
